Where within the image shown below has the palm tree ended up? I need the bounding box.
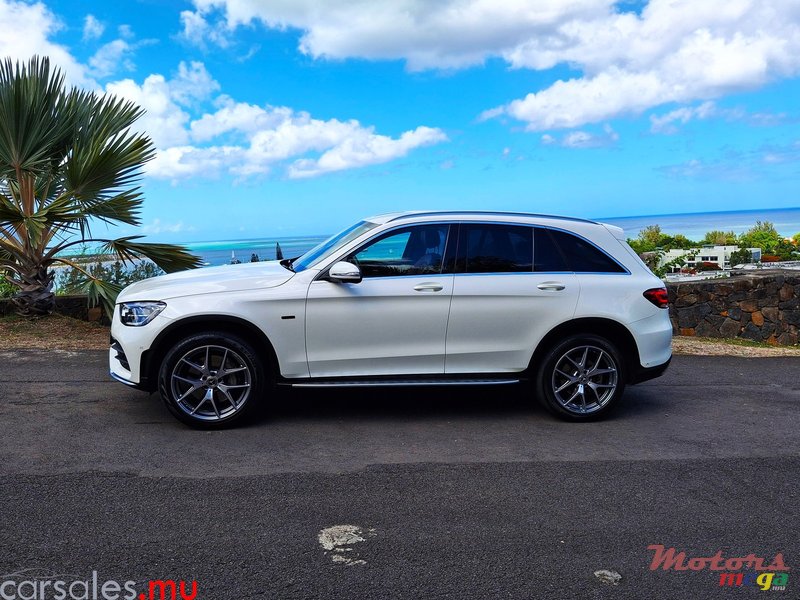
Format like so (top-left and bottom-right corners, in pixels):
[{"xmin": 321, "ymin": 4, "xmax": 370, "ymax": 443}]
[{"xmin": 0, "ymin": 56, "xmax": 200, "ymax": 316}]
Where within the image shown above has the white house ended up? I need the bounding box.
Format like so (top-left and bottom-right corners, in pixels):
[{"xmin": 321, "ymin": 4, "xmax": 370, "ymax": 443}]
[{"xmin": 658, "ymin": 245, "xmax": 762, "ymax": 272}]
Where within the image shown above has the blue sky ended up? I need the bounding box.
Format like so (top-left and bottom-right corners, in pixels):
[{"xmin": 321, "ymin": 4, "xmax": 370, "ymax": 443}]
[{"xmin": 3, "ymin": 0, "xmax": 800, "ymax": 241}]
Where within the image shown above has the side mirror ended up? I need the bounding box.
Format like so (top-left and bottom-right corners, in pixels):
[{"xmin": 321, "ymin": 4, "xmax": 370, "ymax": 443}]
[{"xmin": 327, "ymin": 261, "xmax": 362, "ymax": 283}]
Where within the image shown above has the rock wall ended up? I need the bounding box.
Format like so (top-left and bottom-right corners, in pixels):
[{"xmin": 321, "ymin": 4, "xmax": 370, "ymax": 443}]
[{"xmin": 667, "ymin": 271, "xmax": 800, "ymax": 345}]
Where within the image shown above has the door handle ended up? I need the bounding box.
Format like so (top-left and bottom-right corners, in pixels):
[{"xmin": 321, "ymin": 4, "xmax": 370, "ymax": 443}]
[
  {"xmin": 537, "ymin": 282, "xmax": 565, "ymax": 291},
  {"xmin": 414, "ymin": 283, "xmax": 444, "ymax": 292}
]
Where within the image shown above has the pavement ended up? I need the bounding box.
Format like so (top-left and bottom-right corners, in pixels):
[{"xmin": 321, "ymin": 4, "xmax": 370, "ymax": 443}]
[{"xmin": 0, "ymin": 350, "xmax": 798, "ymax": 599}]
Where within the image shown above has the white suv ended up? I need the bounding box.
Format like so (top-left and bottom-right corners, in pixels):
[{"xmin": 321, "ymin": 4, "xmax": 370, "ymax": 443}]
[{"xmin": 110, "ymin": 211, "xmax": 672, "ymax": 427}]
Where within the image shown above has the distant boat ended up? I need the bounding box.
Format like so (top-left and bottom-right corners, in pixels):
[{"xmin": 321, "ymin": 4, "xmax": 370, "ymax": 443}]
[
  {"xmin": 230, "ymin": 251, "xmax": 241, "ymax": 265},
  {"xmin": 276, "ymin": 242, "xmax": 284, "ymax": 260}
]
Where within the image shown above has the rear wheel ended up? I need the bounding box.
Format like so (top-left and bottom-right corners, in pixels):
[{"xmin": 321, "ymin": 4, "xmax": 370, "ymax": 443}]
[
  {"xmin": 535, "ymin": 334, "xmax": 625, "ymax": 421},
  {"xmin": 158, "ymin": 332, "xmax": 266, "ymax": 428}
]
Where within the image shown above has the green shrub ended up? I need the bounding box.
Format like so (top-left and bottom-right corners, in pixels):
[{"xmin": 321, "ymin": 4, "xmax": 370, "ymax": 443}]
[
  {"xmin": 56, "ymin": 260, "xmax": 164, "ymax": 295},
  {"xmin": 0, "ymin": 272, "xmax": 14, "ymax": 298}
]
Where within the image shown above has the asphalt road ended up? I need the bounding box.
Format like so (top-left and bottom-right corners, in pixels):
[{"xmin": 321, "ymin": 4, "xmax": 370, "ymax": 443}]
[{"xmin": 0, "ymin": 350, "xmax": 798, "ymax": 599}]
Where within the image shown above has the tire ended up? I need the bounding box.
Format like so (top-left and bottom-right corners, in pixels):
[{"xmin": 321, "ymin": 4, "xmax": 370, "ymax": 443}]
[
  {"xmin": 158, "ymin": 332, "xmax": 267, "ymax": 428},
  {"xmin": 534, "ymin": 334, "xmax": 626, "ymax": 421}
]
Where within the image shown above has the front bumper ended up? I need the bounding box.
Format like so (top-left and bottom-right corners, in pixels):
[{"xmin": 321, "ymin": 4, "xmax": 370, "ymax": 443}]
[{"xmin": 109, "ymin": 307, "xmax": 170, "ymax": 391}]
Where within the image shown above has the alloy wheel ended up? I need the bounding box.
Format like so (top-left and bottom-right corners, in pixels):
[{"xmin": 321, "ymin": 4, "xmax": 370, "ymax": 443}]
[
  {"xmin": 551, "ymin": 345, "xmax": 618, "ymax": 414},
  {"xmin": 170, "ymin": 344, "xmax": 252, "ymax": 422}
]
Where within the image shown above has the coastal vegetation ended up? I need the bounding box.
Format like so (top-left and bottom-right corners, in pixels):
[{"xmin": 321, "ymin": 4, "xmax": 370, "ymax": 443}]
[
  {"xmin": 0, "ymin": 56, "xmax": 200, "ymax": 317},
  {"xmin": 55, "ymin": 260, "xmax": 164, "ymax": 294},
  {"xmin": 627, "ymin": 220, "xmax": 800, "ymax": 277},
  {"xmin": 628, "ymin": 221, "xmax": 799, "ymax": 259}
]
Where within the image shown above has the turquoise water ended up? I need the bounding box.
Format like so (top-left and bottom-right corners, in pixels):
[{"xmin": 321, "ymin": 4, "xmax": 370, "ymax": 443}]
[
  {"xmin": 184, "ymin": 235, "xmax": 328, "ymax": 266},
  {"xmin": 184, "ymin": 207, "xmax": 800, "ymax": 267}
]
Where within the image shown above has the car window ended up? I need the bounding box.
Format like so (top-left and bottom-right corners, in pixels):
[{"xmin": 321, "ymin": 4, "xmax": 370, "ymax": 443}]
[
  {"xmin": 546, "ymin": 228, "xmax": 627, "ymax": 273},
  {"xmin": 293, "ymin": 220, "xmax": 379, "ymax": 272},
  {"xmin": 534, "ymin": 227, "xmax": 568, "ymax": 272},
  {"xmin": 460, "ymin": 224, "xmax": 533, "ymax": 273},
  {"xmin": 348, "ymin": 224, "xmax": 449, "ymax": 278}
]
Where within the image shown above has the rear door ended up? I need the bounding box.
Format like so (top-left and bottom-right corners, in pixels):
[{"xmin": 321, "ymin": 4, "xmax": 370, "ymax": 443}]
[{"xmin": 444, "ymin": 223, "xmax": 579, "ymax": 373}]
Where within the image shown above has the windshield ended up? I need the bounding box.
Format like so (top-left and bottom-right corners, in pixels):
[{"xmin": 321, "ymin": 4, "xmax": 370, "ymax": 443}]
[{"xmin": 292, "ymin": 220, "xmax": 379, "ymax": 272}]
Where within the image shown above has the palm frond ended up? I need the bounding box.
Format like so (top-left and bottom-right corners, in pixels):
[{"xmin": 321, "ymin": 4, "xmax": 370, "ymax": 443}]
[
  {"xmin": 0, "ymin": 57, "xmax": 75, "ymax": 177},
  {"xmin": 53, "ymin": 257, "xmax": 121, "ymax": 317},
  {"xmin": 0, "ymin": 56, "xmax": 192, "ymax": 314},
  {"xmin": 100, "ymin": 236, "xmax": 202, "ymax": 272},
  {"xmin": 62, "ymin": 93, "xmax": 154, "ymax": 210}
]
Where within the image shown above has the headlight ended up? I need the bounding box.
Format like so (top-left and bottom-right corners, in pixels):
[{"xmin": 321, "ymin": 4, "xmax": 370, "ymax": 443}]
[{"xmin": 119, "ymin": 301, "xmax": 166, "ymax": 326}]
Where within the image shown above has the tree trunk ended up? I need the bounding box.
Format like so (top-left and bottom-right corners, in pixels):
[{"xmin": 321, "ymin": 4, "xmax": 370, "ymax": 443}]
[{"xmin": 11, "ymin": 267, "xmax": 55, "ymax": 316}]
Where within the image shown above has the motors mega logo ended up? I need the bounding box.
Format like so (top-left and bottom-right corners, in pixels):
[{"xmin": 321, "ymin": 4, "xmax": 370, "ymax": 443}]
[
  {"xmin": 0, "ymin": 572, "xmax": 197, "ymax": 600},
  {"xmin": 647, "ymin": 545, "xmax": 790, "ymax": 591}
]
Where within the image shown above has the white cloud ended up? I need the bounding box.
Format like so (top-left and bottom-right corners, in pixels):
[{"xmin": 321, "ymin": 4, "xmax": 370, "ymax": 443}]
[
  {"xmin": 141, "ymin": 219, "xmax": 196, "ymax": 234},
  {"xmin": 540, "ymin": 124, "xmax": 619, "ymax": 148},
  {"xmin": 82, "ymin": 14, "xmax": 104, "ymax": 41},
  {"xmin": 170, "ymin": 61, "xmax": 220, "ymax": 105},
  {"xmin": 0, "ymin": 1, "xmax": 446, "ymax": 184},
  {"xmin": 185, "ymin": 0, "xmax": 608, "ymax": 70},
  {"xmin": 106, "ymin": 65, "xmax": 447, "ymax": 180},
  {"xmin": 187, "ymin": 1, "xmax": 800, "ymax": 131},
  {"xmin": 88, "ymin": 39, "xmax": 136, "ymax": 79},
  {"xmin": 190, "ymin": 99, "xmax": 287, "ymax": 141},
  {"xmin": 649, "ymin": 101, "xmax": 788, "ymax": 133},
  {"xmin": 179, "ymin": 9, "xmax": 231, "ymax": 49},
  {"xmin": 145, "ymin": 145, "xmax": 243, "ymax": 180},
  {"xmin": 287, "ymin": 126, "xmax": 448, "ymax": 179},
  {"xmin": 104, "ymin": 62, "xmax": 222, "ymax": 149},
  {"xmin": 146, "ymin": 98, "xmax": 448, "ymax": 180},
  {"xmin": 118, "ymin": 24, "xmax": 134, "ymax": 40},
  {"xmin": 484, "ymin": 0, "xmax": 800, "ymax": 130},
  {"xmin": 0, "ymin": 0, "xmax": 91, "ymax": 86},
  {"xmin": 760, "ymin": 141, "xmax": 800, "ymax": 165},
  {"xmin": 105, "ymin": 74, "xmax": 190, "ymax": 148},
  {"xmin": 649, "ymin": 101, "xmax": 718, "ymax": 134}
]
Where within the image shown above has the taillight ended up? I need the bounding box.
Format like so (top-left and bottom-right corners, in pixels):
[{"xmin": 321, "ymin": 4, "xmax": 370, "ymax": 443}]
[{"xmin": 643, "ymin": 287, "xmax": 669, "ymax": 309}]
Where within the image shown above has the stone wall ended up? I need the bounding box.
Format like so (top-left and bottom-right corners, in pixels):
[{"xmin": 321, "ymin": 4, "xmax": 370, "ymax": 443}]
[
  {"xmin": 0, "ymin": 295, "xmax": 104, "ymax": 322},
  {"xmin": 667, "ymin": 271, "xmax": 800, "ymax": 345}
]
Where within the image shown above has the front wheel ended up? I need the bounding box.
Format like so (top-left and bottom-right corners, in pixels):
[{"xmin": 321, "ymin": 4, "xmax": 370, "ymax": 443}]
[
  {"xmin": 534, "ymin": 334, "xmax": 626, "ymax": 421},
  {"xmin": 158, "ymin": 332, "xmax": 266, "ymax": 428}
]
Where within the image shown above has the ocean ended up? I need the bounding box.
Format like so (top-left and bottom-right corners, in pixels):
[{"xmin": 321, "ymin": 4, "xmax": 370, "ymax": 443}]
[{"xmin": 184, "ymin": 207, "xmax": 800, "ymax": 267}]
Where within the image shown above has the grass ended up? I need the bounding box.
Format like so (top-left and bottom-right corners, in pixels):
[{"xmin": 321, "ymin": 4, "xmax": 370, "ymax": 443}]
[
  {"xmin": 689, "ymin": 336, "xmax": 783, "ymax": 349},
  {"xmin": 0, "ymin": 314, "xmax": 109, "ymax": 350},
  {"xmin": 672, "ymin": 335, "xmax": 800, "ymax": 357}
]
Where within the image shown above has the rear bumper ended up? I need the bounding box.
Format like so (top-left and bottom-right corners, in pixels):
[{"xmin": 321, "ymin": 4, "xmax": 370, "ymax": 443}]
[{"xmin": 629, "ymin": 356, "xmax": 671, "ymax": 384}]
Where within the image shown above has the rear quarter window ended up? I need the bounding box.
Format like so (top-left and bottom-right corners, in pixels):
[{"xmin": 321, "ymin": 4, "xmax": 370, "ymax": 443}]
[{"xmin": 542, "ymin": 228, "xmax": 627, "ymax": 273}]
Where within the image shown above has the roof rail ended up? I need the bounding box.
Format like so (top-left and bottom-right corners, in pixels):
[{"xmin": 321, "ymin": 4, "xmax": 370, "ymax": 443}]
[{"xmin": 386, "ymin": 210, "xmax": 598, "ymax": 224}]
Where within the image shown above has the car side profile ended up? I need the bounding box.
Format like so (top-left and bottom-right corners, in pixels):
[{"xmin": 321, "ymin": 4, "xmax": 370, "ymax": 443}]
[{"xmin": 110, "ymin": 211, "xmax": 672, "ymax": 427}]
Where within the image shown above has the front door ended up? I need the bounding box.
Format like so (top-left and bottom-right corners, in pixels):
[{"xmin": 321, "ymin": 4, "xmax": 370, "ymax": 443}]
[{"xmin": 305, "ymin": 223, "xmax": 455, "ymax": 377}]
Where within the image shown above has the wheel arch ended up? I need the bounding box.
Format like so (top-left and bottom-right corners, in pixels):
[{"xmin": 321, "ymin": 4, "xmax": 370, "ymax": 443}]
[
  {"xmin": 140, "ymin": 315, "xmax": 279, "ymax": 392},
  {"xmin": 528, "ymin": 317, "xmax": 641, "ymax": 382}
]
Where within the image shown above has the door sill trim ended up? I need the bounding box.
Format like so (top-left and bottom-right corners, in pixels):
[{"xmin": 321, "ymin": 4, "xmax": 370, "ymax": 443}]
[{"xmin": 279, "ymin": 376, "xmax": 524, "ymax": 388}]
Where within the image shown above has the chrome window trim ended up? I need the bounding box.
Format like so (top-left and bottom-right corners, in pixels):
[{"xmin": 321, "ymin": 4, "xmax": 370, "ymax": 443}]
[{"xmin": 313, "ymin": 218, "xmax": 631, "ymax": 280}]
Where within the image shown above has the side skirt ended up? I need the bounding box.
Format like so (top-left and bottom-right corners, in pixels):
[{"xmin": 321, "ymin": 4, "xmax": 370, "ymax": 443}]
[{"xmin": 278, "ymin": 375, "xmax": 526, "ymax": 389}]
